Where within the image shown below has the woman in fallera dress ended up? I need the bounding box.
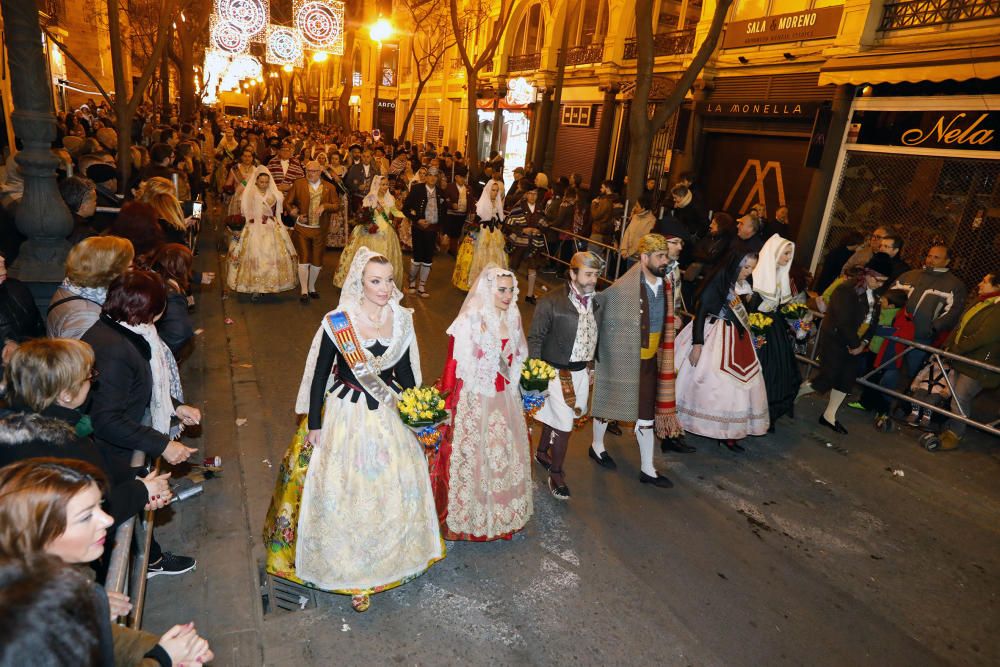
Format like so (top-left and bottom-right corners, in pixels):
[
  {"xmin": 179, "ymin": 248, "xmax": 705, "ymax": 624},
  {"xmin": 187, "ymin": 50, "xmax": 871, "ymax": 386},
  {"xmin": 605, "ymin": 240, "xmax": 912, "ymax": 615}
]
[
  {"xmin": 674, "ymin": 251, "xmax": 770, "ymax": 450},
  {"xmin": 333, "ymin": 176, "xmax": 405, "ymax": 289},
  {"xmin": 226, "ymin": 166, "xmax": 298, "ymax": 298},
  {"xmin": 263, "ymin": 247, "xmax": 444, "ymax": 612},
  {"xmin": 432, "ymin": 265, "xmax": 533, "ymax": 541},
  {"xmin": 453, "ymin": 180, "xmax": 509, "ymax": 291},
  {"xmin": 750, "ymin": 235, "xmax": 803, "ymax": 429}
]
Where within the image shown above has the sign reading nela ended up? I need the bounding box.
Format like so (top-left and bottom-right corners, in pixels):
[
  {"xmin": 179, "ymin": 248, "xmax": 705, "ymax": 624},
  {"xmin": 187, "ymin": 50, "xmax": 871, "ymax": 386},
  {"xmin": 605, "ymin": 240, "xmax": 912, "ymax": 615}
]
[
  {"xmin": 698, "ymin": 101, "xmax": 819, "ymax": 118},
  {"xmin": 852, "ymin": 110, "xmax": 997, "ymax": 151},
  {"xmin": 723, "ymin": 6, "xmax": 843, "ymax": 49}
]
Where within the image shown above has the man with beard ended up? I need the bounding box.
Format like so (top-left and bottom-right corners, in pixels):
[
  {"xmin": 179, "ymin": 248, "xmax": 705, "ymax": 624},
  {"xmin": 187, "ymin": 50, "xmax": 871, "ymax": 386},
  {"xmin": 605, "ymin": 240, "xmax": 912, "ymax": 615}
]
[
  {"xmin": 590, "ymin": 228, "xmax": 693, "ymax": 490},
  {"xmin": 527, "ymin": 252, "xmax": 602, "ymax": 500}
]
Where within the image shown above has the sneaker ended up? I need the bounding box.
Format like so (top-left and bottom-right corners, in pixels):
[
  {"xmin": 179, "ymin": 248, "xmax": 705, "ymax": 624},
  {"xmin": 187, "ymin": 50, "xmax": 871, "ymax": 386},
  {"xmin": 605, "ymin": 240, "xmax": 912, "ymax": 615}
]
[
  {"xmin": 147, "ymin": 552, "xmax": 196, "ymax": 579},
  {"xmin": 846, "ymin": 401, "xmax": 866, "ymax": 411}
]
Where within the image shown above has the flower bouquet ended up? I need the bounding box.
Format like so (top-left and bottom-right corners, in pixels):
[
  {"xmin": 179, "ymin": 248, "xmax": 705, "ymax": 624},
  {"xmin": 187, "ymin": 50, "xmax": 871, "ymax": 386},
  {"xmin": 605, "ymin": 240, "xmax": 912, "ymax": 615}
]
[
  {"xmin": 397, "ymin": 386, "xmax": 448, "ymax": 452},
  {"xmin": 779, "ymin": 302, "xmax": 814, "ymax": 340},
  {"xmin": 520, "ymin": 358, "xmax": 556, "ymax": 419},
  {"xmin": 747, "ymin": 312, "xmax": 773, "ymax": 350}
]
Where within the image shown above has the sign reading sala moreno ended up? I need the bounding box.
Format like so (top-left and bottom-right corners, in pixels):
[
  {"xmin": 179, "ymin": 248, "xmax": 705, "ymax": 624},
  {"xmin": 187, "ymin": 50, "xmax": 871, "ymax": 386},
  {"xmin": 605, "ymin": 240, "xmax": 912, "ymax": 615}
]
[{"xmin": 723, "ymin": 6, "xmax": 843, "ymax": 49}]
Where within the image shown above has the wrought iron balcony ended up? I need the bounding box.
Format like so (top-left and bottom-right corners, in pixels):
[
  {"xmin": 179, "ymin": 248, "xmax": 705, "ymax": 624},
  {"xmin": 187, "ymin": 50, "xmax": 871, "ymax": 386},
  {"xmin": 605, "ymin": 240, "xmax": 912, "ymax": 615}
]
[
  {"xmin": 623, "ymin": 29, "xmax": 696, "ymax": 59},
  {"xmin": 508, "ymin": 52, "xmax": 541, "ymax": 72},
  {"xmin": 563, "ymin": 44, "xmax": 604, "ymax": 66},
  {"xmin": 879, "ymin": 0, "xmax": 1000, "ymax": 30}
]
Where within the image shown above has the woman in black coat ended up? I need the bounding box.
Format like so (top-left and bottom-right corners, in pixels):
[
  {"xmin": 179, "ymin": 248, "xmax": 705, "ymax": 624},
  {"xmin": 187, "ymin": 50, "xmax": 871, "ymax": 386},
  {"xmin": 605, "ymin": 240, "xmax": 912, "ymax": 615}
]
[
  {"xmin": 81, "ymin": 271, "xmax": 203, "ymax": 578},
  {"xmin": 803, "ymin": 252, "xmax": 893, "ymax": 434}
]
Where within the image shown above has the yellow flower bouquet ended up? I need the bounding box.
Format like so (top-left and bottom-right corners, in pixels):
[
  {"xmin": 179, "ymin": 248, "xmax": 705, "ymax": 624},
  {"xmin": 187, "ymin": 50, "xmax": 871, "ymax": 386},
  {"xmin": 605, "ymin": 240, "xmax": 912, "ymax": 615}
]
[
  {"xmin": 520, "ymin": 358, "xmax": 556, "ymax": 418},
  {"xmin": 747, "ymin": 312, "xmax": 774, "ymax": 350},
  {"xmin": 397, "ymin": 386, "xmax": 449, "ymax": 451}
]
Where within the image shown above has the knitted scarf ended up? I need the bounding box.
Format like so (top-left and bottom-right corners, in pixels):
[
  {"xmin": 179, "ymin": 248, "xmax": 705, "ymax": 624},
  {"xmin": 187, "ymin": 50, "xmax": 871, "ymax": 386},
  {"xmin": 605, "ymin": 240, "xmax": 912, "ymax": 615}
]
[{"xmin": 655, "ymin": 273, "xmax": 683, "ymax": 439}]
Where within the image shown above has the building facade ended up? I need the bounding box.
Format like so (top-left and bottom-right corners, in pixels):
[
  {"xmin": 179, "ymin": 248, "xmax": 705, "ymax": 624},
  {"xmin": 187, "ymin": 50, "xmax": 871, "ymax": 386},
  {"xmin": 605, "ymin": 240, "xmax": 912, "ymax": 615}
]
[{"xmin": 372, "ymin": 0, "xmax": 998, "ymax": 281}]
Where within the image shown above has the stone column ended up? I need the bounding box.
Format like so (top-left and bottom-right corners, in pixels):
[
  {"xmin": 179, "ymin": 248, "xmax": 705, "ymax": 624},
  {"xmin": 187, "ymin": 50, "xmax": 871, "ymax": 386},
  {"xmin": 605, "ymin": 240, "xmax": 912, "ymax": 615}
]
[
  {"xmin": 0, "ymin": 0, "xmax": 73, "ymax": 290},
  {"xmin": 589, "ymin": 83, "xmax": 619, "ymax": 194}
]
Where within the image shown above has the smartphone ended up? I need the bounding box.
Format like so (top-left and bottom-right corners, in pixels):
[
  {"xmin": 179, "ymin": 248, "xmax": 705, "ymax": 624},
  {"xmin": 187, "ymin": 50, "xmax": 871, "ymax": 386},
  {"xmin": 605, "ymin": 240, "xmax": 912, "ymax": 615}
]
[{"xmin": 191, "ymin": 201, "xmax": 203, "ymax": 220}]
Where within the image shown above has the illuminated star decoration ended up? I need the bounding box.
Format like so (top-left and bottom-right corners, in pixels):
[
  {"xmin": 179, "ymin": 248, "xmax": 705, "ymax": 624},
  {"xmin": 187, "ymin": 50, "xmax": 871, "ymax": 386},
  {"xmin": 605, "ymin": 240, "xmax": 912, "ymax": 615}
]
[
  {"xmin": 266, "ymin": 24, "xmax": 304, "ymax": 67},
  {"xmin": 214, "ymin": 0, "xmax": 269, "ymax": 42},
  {"xmin": 293, "ymin": 0, "xmax": 345, "ymax": 54},
  {"xmin": 210, "ymin": 14, "xmax": 250, "ymax": 55}
]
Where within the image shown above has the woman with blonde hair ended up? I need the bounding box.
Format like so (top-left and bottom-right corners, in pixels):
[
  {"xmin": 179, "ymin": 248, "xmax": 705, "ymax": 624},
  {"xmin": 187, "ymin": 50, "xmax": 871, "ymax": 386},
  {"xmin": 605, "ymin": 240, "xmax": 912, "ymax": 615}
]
[
  {"xmin": 136, "ymin": 176, "xmax": 189, "ymax": 247},
  {"xmin": 0, "ymin": 338, "xmax": 171, "ymax": 524},
  {"xmin": 47, "ymin": 236, "xmax": 135, "ymax": 339},
  {"xmin": 0, "ymin": 458, "xmax": 213, "ymax": 666}
]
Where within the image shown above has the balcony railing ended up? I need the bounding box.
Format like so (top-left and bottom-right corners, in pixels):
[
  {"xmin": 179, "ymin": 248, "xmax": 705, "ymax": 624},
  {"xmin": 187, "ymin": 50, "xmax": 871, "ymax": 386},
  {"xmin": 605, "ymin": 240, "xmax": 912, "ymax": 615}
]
[
  {"xmin": 563, "ymin": 44, "xmax": 604, "ymax": 66},
  {"xmin": 879, "ymin": 0, "xmax": 1000, "ymax": 30},
  {"xmin": 623, "ymin": 29, "xmax": 696, "ymax": 59},
  {"xmin": 508, "ymin": 52, "xmax": 541, "ymax": 72}
]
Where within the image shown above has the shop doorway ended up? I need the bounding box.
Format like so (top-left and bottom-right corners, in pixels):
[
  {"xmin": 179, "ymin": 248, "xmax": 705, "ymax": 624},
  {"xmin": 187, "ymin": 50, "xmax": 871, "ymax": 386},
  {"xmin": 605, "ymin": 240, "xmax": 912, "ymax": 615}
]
[{"xmin": 701, "ymin": 132, "xmax": 813, "ymax": 240}]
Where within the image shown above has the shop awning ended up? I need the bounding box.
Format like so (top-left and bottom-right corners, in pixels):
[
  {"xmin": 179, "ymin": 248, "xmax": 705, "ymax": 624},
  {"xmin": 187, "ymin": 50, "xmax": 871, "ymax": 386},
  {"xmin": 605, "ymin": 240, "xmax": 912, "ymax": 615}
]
[{"xmin": 819, "ymin": 45, "xmax": 1000, "ymax": 86}]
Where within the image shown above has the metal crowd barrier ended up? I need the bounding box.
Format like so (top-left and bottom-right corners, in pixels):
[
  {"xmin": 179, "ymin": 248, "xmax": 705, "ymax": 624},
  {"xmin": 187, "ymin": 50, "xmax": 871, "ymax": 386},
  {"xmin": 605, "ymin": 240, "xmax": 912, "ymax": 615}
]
[
  {"xmin": 854, "ymin": 336, "xmax": 1000, "ymax": 438},
  {"xmin": 536, "ymin": 227, "xmax": 624, "ymax": 285},
  {"xmin": 104, "ymin": 450, "xmax": 156, "ymax": 628},
  {"xmin": 791, "ymin": 309, "xmax": 998, "ymax": 438}
]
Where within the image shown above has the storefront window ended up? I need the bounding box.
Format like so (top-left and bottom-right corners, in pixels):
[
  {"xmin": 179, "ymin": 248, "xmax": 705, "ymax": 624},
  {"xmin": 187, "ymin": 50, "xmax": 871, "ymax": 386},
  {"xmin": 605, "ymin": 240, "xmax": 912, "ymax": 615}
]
[{"xmin": 819, "ymin": 151, "xmax": 1000, "ymax": 291}]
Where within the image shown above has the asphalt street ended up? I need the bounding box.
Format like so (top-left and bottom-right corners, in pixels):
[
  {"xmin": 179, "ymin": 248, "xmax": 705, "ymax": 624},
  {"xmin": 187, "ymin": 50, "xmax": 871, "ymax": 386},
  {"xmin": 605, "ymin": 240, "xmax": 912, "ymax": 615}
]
[{"xmin": 143, "ymin": 220, "xmax": 999, "ymax": 666}]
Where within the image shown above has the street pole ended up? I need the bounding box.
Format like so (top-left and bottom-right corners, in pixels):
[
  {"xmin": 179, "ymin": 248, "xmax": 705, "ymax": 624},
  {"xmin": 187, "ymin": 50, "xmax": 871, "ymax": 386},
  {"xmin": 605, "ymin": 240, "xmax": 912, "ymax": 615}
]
[
  {"xmin": 0, "ymin": 0, "xmax": 73, "ymax": 294},
  {"xmin": 319, "ymin": 62, "xmax": 325, "ymax": 125},
  {"xmin": 371, "ymin": 41, "xmax": 382, "ymax": 133}
]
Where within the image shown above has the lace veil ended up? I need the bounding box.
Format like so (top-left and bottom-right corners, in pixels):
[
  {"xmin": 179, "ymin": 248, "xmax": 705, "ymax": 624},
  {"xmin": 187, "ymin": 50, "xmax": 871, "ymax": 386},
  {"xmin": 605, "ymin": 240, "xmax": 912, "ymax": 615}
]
[
  {"xmin": 361, "ymin": 175, "xmax": 396, "ymax": 210},
  {"xmin": 241, "ymin": 165, "xmax": 283, "ymax": 223},
  {"xmin": 295, "ymin": 246, "xmax": 421, "ymax": 413},
  {"xmin": 446, "ymin": 264, "xmax": 527, "ymax": 396},
  {"xmin": 475, "ymin": 180, "xmax": 505, "ymax": 222}
]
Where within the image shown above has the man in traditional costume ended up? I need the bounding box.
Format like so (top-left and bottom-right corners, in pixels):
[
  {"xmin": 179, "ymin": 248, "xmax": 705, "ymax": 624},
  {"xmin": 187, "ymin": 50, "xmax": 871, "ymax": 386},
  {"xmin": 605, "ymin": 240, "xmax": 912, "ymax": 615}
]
[
  {"xmin": 285, "ymin": 161, "xmax": 341, "ymax": 303},
  {"xmin": 590, "ymin": 230, "xmax": 691, "ymax": 490},
  {"xmin": 402, "ymin": 167, "xmax": 448, "ymax": 297},
  {"xmin": 528, "ymin": 251, "xmax": 602, "ymax": 500}
]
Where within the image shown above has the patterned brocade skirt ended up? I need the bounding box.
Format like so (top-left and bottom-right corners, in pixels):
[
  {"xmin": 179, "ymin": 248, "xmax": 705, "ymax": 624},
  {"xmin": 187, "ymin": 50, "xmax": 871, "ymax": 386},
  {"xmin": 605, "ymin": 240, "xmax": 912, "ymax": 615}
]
[{"xmin": 262, "ymin": 396, "xmax": 444, "ymax": 595}]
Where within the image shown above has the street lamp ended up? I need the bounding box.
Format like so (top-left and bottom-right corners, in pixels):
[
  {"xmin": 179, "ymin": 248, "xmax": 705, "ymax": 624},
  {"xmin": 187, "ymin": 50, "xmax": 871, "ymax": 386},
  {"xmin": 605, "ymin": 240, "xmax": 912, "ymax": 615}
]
[{"xmin": 369, "ymin": 18, "xmax": 393, "ymax": 135}]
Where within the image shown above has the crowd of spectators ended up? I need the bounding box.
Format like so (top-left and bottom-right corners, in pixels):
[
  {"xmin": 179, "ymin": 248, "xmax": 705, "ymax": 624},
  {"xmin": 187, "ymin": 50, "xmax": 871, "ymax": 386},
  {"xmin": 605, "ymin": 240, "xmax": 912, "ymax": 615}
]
[{"xmin": 0, "ymin": 95, "xmax": 997, "ymax": 663}]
